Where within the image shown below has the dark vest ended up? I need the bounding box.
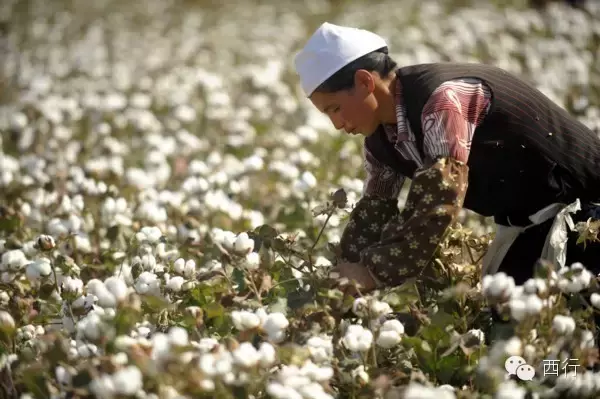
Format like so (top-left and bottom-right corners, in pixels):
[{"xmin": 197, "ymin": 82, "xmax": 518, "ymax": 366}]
[{"xmin": 365, "ymin": 63, "xmax": 600, "ymax": 223}]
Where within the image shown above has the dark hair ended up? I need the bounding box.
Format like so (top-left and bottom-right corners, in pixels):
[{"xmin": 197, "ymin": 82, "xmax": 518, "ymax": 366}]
[{"xmin": 313, "ymin": 47, "xmax": 398, "ymax": 93}]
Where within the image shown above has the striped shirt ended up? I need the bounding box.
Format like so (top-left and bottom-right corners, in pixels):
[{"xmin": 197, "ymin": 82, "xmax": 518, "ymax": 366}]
[{"xmin": 363, "ymin": 77, "xmax": 492, "ymax": 197}]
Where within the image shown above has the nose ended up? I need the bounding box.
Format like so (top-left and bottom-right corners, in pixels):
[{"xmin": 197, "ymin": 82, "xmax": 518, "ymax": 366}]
[{"xmin": 330, "ymin": 114, "xmax": 349, "ymax": 132}]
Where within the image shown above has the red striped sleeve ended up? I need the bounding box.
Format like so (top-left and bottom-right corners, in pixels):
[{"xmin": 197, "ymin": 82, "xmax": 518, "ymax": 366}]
[{"xmin": 421, "ymin": 79, "xmax": 492, "ymax": 164}]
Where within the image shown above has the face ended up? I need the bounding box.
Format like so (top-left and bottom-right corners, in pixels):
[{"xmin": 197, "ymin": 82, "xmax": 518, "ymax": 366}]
[{"xmin": 309, "ymin": 70, "xmax": 380, "ymax": 136}]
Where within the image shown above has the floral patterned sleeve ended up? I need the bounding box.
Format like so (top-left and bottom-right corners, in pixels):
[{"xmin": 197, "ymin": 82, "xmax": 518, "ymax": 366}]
[
  {"xmin": 359, "ymin": 157, "xmax": 469, "ymax": 285},
  {"xmin": 338, "ymin": 140, "xmax": 405, "ymax": 263}
]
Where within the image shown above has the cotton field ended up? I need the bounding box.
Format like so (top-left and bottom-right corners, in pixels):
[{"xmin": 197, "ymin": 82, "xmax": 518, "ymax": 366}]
[{"xmin": 1, "ymin": 0, "xmax": 600, "ymax": 398}]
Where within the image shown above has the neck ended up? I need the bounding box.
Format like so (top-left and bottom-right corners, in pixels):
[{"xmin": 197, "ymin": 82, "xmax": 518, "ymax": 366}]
[{"xmin": 377, "ymin": 72, "xmax": 398, "ymax": 125}]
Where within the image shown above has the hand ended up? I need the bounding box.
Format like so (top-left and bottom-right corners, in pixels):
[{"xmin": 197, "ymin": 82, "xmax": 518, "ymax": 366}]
[{"xmin": 329, "ymin": 262, "xmax": 377, "ymax": 296}]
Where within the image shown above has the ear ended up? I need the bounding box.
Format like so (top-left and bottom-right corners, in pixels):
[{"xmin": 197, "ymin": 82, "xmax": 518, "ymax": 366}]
[{"xmin": 353, "ymin": 69, "xmax": 375, "ymax": 94}]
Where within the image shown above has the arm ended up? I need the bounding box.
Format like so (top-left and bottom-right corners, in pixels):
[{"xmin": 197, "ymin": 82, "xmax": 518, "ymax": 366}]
[
  {"xmin": 338, "ymin": 141, "xmax": 406, "ymax": 264},
  {"xmin": 359, "ymin": 80, "xmax": 491, "ymax": 285}
]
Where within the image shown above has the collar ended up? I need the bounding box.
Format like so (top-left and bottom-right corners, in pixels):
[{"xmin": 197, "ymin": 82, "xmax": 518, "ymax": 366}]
[{"xmin": 382, "ymin": 75, "xmax": 409, "ymax": 142}]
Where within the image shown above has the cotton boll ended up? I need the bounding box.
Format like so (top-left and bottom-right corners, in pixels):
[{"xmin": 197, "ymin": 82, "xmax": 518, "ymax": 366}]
[
  {"xmin": 72, "ymin": 293, "xmax": 96, "ymax": 309},
  {"xmin": 214, "ymin": 352, "xmax": 234, "ymax": 376},
  {"xmin": 495, "ymin": 380, "xmax": 527, "ymax": 399},
  {"xmin": 1, "ymin": 249, "xmax": 29, "ymax": 272},
  {"xmin": 231, "ymin": 310, "xmax": 261, "ymax": 331},
  {"xmin": 376, "ymin": 330, "xmax": 402, "ymax": 349},
  {"xmin": 232, "ymin": 342, "xmax": 261, "ymax": 368},
  {"xmin": 55, "ymin": 365, "xmax": 72, "ymax": 387},
  {"xmin": 182, "ymin": 259, "xmax": 196, "ymax": 278},
  {"xmin": 258, "ymin": 342, "xmax": 276, "ymax": 367},
  {"xmin": 199, "ymin": 353, "xmax": 218, "ymax": 377},
  {"xmin": 166, "ymin": 276, "xmax": 185, "ymax": 292},
  {"xmin": 553, "ymin": 315, "xmax": 576, "ymax": 335},
  {"xmin": 104, "ymin": 277, "xmax": 128, "ymax": 302},
  {"xmin": 590, "ymin": 293, "xmax": 600, "ymax": 309},
  {"xmin": 352, "ymin": 298, "xmax": 368, "ymax": 318},
  {"xmin": 89, "ymin": 374, "xmax": 115, "ymax": 398},
  {"xmin": 244, "ymin": 252, "xmax": 260, "ymax": 270},
  {"xmin": 482, "ymin": 272, "xmax": 515, "ymax": 302},
  {"xmin": 136, "ymin": 226, "xmax": 163, "ymax": 244},
  {"xmin": 221, "ymin": 231, "xmax": 237, "ymax": 251},
  {"xmin": 380, "ymin": 319, "xmax": 405, "ymax": 335},
  {"xmin": 294, "ymin": 171, "xmax": 317, "ymax": 192},
  {"xmin": 112, "ymin": 365, "xmax": 143, "ymax": 395},
  {"xmin": 134, "ymin": 272, "xmax": 161, "ymax": 296},
  {"xmin": 307, "ymin": 335, "xmax": 333, "ymax": 364},
  {"xmin": 509, "ymin": 294, "xmax": 544, "ymax": 321},
  {"xmin": 77, "ymin": 313, "xmax": 105, "ymax": 341},
  {"xmin": 233, "ymin": 232, "xmax": 254, "ymax": 254},
  {"xmin": 369, "ymin": 300, "xmax": 393, "ymax": 318},
  {"xmin": 342, "ymin": 325, "xmax": 373, "ymax": 352},
  {"xmin": 557, "ymin": 263, "xmax": 594, "ymax": 293},
  {"xmin": 262, "ymin": 312, "xmax": 289, "ymax": 341},
  {"xmin": 25, "ymin": 258, "xmax": 52, "ymax": 281},
  {"xmin": 94, "ymin": 286, "xmax": 118, "ymax": 308},
  {"xmin": 267, "ymin": 383, "xmax": 303, "ymax": 399},
  {"xmin": 168, "ymin": 327, "xmax": 188, "ymax": 347},
  {"xmin": 62, "ymin": 276, "xmax": 84, "ymax": 295},
  {"xmin": 173, "ymin": 258, "xmax": 185, "ymax": 275},
  {"xmin": 580, "ymin": 330, "xmax": 595, "ymax": 350},
  {"xmin": 137, "ymin": 253, "xmax": 156, "ymax": 271},
  {"xmin": 0, "ymin": 291, "xmax": 9, "ymax": 306},
  {"xmin": 504, "ymin": 337, "xmax": 522, "ymax": 356},
  {"xmin": 36, "ymin": 234, "xmax": 56, "ymax": 251},
  {"xmin": 0, "ymin": 311, "xmax": 15, "ymax": 329},
  {"xmin": 268, "ymin": 330, "xmax": 287, "ymax": 343},
  {"xmin": 297, "ymin": 382, "xmax": 334, "ymax": 398},
  {"xmin": 523, "ymin": 278, "xmax": 548, "ymax": 296},
  {"xmin": 300, "ymin": 360, "xmax": 334, "ymax": 382},
  {"xmin": 71, "ymin": 235, "xmax": 92, "ymax": 253}
]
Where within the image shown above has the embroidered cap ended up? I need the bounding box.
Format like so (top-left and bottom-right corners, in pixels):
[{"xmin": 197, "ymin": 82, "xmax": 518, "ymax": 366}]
[{"xmin": 294, "ymin": 22, "xmax": 387, "ymax": 97}]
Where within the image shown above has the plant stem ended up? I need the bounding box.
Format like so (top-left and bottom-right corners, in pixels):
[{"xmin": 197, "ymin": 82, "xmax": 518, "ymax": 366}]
[
  {"xmin": 307, "ymin": 209, "xmax": 335, "ymax": 273},
  {"xmin": 269, "ymin": 277, "xmax": 304, "ymax": 291},
  {"xmin": 371, "ymin": 343, "xmax": 378, "ymax": 368},
  {"xmin": 247, "ymin": 273, "xmax": 263, "ymax": 305},
  {"xmin": 50, "ymin": 257, "xmax": 61, "ymax": 297}
]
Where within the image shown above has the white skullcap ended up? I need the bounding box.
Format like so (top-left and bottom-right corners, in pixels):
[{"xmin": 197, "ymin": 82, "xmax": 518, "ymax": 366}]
[{"xmin": 293, "ymin": 22, "xmax": 387, "ymax": 97}]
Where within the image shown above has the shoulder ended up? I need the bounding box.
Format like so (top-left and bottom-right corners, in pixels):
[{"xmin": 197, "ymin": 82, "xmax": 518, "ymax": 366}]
[{"xmin": 433, "ymin": 78, "xmax": 492, "ymax": 92}]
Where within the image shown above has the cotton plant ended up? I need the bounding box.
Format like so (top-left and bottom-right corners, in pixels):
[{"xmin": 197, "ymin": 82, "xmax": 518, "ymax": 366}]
[
  {"xmin": 230, "ymin": 308, "xmax": 290, "ymax": 343},
  {"xmin": 2, "ymin": 1, "xmax": 600, "ymax": 398}
]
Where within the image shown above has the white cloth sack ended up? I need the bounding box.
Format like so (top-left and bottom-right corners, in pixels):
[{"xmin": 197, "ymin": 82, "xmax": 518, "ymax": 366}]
[{"xmin": 481, "ymin": 199, "xmax": 582, "ymax": 277}]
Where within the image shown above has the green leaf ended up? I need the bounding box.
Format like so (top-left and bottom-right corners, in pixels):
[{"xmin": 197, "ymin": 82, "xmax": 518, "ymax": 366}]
[
  {"xmin": 436, "ymin": 354, "xmax": 462, "ymax": 384},
  {"xmin": 142, "ymin": 295, "xmax": 172, "ymax": 313},
  {"xmin": 429, "ymin": 310, "xmax": 455, "ymax": 329},
  {"xmin": 383, "ymin": 277, "xmax": 421, "ymax": 309},
  {"xmin": 232, "ymin": 268, "xmax": 247, "ymax": 292},
  {"xmin": 0, "ymin": 213, "xmax": 21, "ymax": 234},
  {"xmin": 205, "ymin": 302, "xmax": 225, "ymax": 319},
  {"xmin": 288, "ymin": 288, "xmax": 316, "ymax": 310},
  {"xmin": 420, "ymin": 324, "xmax": 448, "ymax": 346},
  {"xmin": 269, "ymin": 297, "xmax": 288, "ymax": 314},
  {"xmin": 20, "ymin": 369, "xmax": 50, "ymax": 399}
]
